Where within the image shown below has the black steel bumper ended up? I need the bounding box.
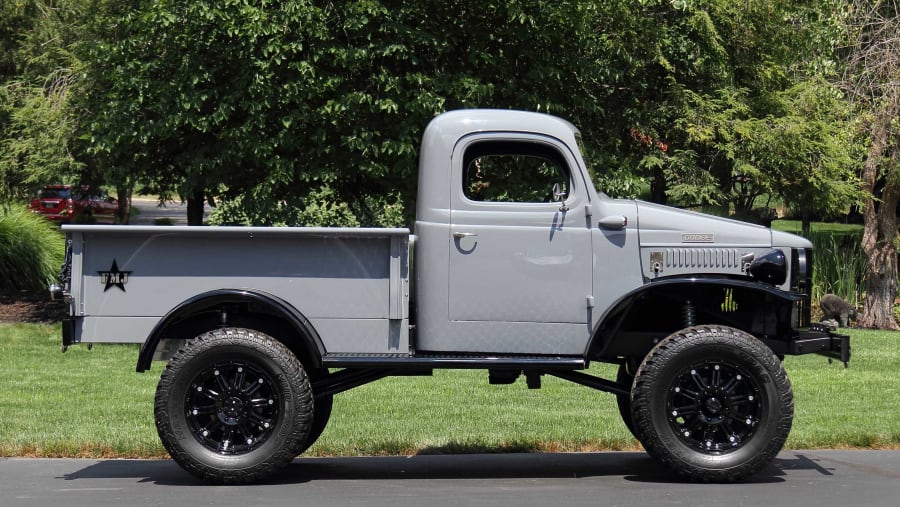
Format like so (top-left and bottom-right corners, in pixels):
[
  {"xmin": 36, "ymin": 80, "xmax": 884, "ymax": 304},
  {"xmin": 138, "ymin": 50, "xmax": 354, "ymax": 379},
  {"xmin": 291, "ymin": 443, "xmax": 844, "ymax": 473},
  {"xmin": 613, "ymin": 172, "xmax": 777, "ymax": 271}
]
[{"xmin": 766, "ymin": 323, "xmax": 851, "ymax": 366}]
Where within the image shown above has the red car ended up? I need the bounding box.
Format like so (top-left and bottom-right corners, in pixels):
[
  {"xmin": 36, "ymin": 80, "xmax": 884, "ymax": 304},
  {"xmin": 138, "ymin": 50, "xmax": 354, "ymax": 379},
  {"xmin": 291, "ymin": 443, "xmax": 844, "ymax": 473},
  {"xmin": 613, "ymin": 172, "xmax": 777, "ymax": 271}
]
[{"xmin": 29, "ymin": 185, "xmax": 118, "ymax": 223}]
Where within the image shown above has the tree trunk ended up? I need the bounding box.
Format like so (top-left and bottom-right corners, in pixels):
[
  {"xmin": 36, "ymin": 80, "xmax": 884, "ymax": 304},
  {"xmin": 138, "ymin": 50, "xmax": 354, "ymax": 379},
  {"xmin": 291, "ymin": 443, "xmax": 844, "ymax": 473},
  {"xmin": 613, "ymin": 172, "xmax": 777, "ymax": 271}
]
[
  {"xmin": 650, "ymin": 167, "xmax": 667, "ymax": 205},
  {"xmin": 187, "ymin": 189, "xmax": 205, "ymax": 225},
  {"xmin": 115, "ymin": 183, "xmax": 133, "ymax": 225},
  {"xmin": 801, "ymin": 210, "xmax": 812, "ymax": 239},
  {"xmin": 858, "ymin": 116, "xmax": 899, "ymax": 330}
]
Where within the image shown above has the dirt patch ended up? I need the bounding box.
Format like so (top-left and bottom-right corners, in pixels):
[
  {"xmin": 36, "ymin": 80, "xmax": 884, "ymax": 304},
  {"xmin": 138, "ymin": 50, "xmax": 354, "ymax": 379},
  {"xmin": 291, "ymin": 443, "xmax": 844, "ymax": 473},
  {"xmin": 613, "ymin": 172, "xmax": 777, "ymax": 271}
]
[{"xmin": 0, "ymin": 290, "xmax": 67, "ymax": 323}]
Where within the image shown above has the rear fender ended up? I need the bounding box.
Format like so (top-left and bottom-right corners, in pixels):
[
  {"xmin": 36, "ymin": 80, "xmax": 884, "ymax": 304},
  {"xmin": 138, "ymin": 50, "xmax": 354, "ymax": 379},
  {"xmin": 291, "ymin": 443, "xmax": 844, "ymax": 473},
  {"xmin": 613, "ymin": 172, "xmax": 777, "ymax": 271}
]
[{"xmin": 136, "ymin": 289, "xmax": 324, "ymax": 372}]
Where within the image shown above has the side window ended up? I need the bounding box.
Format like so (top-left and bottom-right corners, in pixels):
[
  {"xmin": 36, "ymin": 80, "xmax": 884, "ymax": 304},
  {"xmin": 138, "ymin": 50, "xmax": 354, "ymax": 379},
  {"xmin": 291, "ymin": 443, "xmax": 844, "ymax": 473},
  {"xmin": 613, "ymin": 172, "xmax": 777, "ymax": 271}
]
[{"xmin": 463, "ymin": 141, "xmax": 569, "ymax": 203}]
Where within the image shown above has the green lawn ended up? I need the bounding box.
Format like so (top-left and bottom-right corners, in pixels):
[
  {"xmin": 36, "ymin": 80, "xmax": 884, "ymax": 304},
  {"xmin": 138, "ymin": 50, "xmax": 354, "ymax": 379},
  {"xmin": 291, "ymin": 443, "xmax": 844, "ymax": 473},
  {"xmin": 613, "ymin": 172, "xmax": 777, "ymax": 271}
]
[
  {"xmin": 0, "ymin": 323, "xmax": 897, "ymax": 458},
  {"xmin": 771, "ymin": 219, "xmax": 863, "ymax": 235}
]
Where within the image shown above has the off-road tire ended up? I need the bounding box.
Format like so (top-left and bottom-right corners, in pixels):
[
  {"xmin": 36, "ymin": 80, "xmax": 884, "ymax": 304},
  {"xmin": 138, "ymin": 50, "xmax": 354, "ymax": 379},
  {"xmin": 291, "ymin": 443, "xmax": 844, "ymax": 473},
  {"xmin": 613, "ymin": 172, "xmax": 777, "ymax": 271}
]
[
  {"xmin": 154, "ymin": 327, "xmax": 313, "ymax": 484},
  {"xmin": 615, "ymin": 363, "xmax": 638, "ymax": 439},
  {"xmin": 301, "ymin": 387, "xmax": 333, "ymax": 452},
  {"xmin": 631, "ymin": 325, "xmax": 793, "ymax": 482}
]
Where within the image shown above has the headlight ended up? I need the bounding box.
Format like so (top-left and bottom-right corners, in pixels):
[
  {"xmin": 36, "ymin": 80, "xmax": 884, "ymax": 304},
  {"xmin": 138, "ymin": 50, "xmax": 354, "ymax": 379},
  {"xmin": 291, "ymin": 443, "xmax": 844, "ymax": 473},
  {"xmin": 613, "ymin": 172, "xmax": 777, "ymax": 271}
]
[
  {"xmin": 791, "ymin": 248, "xmax": 811, "ymax": 291},
  {"xmin": 791, "ymin": 248, "xmax": 812, "ymax": 327},
  {"xmin": 748, "ymin": 249, "xmax": 787, "ymax": 285}
]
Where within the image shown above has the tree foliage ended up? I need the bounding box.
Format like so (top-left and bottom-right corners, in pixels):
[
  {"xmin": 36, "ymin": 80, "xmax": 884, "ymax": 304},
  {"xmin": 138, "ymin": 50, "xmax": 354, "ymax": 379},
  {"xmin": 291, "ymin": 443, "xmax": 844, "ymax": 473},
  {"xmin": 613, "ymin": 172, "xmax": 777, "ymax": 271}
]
[
  {"xmin": 0, "ymin": 0, "xmax": 86, "ymax": 200},
  {"xmin": 4, "ymin": 0, "xmax": 865, "ymax": 228},
  {"xmin": 3, "ymin": 0, "xmax": 894, "ymax": 325},
  {"xmin": 86, "ymin": 1, "xmax": 623, "ymax": 225},
  {"xmin": 609, "ymin": 0, "xmax": 861, "ymax": 230},
  {"xmin": 0, "ymin": 0, "xmax": 889, "ymax": 327}
]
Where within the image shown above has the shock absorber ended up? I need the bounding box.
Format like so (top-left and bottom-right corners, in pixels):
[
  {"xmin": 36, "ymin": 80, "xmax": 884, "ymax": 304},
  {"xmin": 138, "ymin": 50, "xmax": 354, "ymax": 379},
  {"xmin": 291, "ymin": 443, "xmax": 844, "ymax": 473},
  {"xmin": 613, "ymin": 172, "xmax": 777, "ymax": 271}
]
[{"xmin": 682, "ymin": 300, "xmax": 696, "ymax": 328}]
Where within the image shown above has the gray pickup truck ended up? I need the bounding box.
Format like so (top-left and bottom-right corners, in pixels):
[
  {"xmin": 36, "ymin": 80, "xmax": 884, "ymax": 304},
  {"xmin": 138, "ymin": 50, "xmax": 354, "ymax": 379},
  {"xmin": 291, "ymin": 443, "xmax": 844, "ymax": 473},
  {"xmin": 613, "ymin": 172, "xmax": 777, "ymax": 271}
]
[{"xmin": 55, "ymin": 109, "xmax": 849, "ymax": 484}]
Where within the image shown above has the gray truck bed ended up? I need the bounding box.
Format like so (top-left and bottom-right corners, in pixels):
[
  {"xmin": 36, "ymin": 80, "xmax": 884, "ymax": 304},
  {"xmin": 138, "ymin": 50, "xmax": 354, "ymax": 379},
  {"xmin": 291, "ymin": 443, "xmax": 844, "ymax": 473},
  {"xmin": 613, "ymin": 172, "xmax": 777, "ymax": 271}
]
[{"xmin": 63, "ymin": 225, "xmax": 411, "ymax": 354}]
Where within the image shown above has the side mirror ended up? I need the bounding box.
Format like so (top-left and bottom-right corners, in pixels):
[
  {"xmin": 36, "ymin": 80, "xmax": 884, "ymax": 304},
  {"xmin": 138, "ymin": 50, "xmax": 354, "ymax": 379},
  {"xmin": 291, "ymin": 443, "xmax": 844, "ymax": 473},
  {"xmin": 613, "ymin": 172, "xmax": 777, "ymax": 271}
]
[
  {"xmin": 552, "ymin": 183, "xmax": 569, "ymax": 212},
  {"xmin": 552, "ymin": 183, "xmax": 567, "ymax": 202}
]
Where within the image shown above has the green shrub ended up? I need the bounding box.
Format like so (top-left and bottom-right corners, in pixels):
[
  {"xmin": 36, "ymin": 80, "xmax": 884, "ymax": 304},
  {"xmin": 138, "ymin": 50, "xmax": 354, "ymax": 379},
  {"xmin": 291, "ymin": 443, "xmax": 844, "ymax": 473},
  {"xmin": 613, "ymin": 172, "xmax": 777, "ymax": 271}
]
[
  {"xmin": 0, "ymin": 205, "xmax": 65, "ymax": 293},
  {"xmin": 355, "ymin": 193, "xmax": 408, "ymax": 228},
  {"xmin": 808, "ymin": 230, "xmax": 866, "ymax": 306},
  {"xmin": 772, "ymin": 221, "xmax": 868, "ymax": 307},
  {"xmin": 209, "ymin": 185, "xmax": 360, "ymax": 227}
]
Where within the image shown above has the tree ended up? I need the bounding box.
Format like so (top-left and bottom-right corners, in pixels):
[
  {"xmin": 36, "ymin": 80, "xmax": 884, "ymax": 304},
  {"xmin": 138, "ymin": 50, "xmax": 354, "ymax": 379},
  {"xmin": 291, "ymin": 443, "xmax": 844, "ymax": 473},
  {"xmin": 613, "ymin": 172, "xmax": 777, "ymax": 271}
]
[
  {"xmin": 82, "ymin": 0, "xmax": 864, "ymax": 233},
  {"xmin": 841, "ymin": 0, "xmax": 900, "ymax": 329},
  {"xmin": 741, "ymin": 79, "xmax": 860, "ymax": 236},
  {"xmin": 87, "ymin": 1, "xmax": 620, "ymax": 225},
  {"xmin": 0, "ymin": 0, "xmax": 121, "ymax": 205},
  {"xmin": 613, "ymin": 0, "xmax": 859, "ymax": 232},
  {"xmin": 0, "ymin": 0, "xmax": 37, "ymax": 143},
  {"xmin": 0, "ymin": 1, "xmax": 84, "ymax": 201}
]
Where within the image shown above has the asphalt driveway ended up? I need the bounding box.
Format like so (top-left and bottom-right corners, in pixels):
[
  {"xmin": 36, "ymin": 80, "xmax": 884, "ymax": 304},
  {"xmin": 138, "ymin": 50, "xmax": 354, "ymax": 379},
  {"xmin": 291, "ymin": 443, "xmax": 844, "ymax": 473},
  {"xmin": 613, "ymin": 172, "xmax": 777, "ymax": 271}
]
[{"xmin": 2, "ymin": 450, "xmax": 899, "ymax": 507}]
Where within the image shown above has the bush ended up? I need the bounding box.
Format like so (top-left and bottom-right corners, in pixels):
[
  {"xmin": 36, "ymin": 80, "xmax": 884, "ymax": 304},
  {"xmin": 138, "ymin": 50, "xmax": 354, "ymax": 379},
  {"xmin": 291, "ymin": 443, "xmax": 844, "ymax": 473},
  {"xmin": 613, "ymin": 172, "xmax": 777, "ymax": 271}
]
[
  {"xmin": 808, "ymin": 230, "xmax": 866, "ymax": 306},
  {"xmin": 0, "ymin": 205, "xmax": 65, "ymax": 293},
  {"xmin": 208, "ymin": 185, "xmax": 361, "ymax": 227}
]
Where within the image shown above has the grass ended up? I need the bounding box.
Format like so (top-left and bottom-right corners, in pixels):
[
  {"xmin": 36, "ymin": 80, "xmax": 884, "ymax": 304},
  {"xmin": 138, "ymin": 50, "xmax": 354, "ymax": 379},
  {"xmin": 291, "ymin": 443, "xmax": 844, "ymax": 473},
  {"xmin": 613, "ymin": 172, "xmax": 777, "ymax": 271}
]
[
  {"xmin": 0, "ymin": 323, "xmax": 898, "ymax": 458},
  {"xmin": 783, "ymin": 330, "xmax": 900, "ymax": 448},
  {"xmin": 771, "ymin": 220, "xmax": 863, "ymax": 236},
  {"xmin": 0, "ymin": 323, "xmax": 164, "ymax": 458}
]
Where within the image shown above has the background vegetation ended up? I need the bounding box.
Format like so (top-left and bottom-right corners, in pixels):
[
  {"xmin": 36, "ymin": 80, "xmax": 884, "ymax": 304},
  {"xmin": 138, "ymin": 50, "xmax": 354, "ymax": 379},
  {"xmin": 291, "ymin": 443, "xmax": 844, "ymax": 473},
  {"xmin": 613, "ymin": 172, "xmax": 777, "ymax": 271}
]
[
  {"xmin": 0, "ymin": 1, "xmax": 897, "ymax": 326},
  {"xmin": 773, "ymin": 221, "xmax": 867, "ymax": 306},
  {"xmin": 1, "ymin": 323, "xmax": 896, "ymax": 457},
  {"xmin": 0, "ymin": 205, "xmax": 64, "ymax": 292}
]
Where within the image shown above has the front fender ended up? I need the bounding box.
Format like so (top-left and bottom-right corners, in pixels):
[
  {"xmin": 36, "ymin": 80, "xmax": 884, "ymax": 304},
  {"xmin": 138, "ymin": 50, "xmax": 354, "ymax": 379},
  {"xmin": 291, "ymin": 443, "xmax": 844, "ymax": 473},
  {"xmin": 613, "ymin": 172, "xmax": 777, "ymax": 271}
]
[{"xmin": 587, "ymin": 277, "xmax": 805, "ymax": 360}]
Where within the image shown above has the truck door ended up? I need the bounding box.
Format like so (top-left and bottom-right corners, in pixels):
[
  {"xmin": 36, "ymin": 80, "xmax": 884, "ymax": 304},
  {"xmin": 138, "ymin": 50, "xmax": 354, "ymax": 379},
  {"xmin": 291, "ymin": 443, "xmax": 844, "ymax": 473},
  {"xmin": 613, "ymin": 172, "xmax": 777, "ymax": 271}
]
[{"xmin": 446, "ymin": 134, "xmax": 593, "ymax": 355}]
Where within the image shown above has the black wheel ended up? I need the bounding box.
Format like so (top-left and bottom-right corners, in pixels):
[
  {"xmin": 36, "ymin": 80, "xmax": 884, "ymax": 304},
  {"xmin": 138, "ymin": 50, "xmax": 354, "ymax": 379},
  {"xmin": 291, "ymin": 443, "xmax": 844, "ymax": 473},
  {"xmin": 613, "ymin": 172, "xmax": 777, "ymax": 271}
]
[
  {"xmin": 615, "ymin": 363, "xmax": 638, "ymax": 439},
  {"xmin": 155, "ymin": 327, "xmax": 313, "ymax": 484},
  {"xmin": 631, "ymin": 325, "xmax": 793, "ymax": 482}
]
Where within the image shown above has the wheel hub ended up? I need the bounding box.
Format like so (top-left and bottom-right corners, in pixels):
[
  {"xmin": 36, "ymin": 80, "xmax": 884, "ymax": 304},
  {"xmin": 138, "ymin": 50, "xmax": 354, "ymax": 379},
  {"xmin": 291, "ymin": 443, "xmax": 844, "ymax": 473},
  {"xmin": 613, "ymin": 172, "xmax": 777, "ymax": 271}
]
[
  {"xmin": 703, "ymin": 396, "xmax": 723, "ymax": 415},
  {"xmin": 667, "ymin": 361, "xmax": 761, "ymax": 453},
  {"xmin": 220, "ymin": 396, "xmax": 246, "ymax": 424}
]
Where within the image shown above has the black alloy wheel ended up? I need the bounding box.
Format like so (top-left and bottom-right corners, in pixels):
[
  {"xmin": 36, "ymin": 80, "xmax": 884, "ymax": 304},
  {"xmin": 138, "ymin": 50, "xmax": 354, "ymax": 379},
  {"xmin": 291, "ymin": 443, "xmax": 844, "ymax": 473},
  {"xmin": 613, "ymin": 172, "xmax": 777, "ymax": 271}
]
[
  {"xmin": 184, "ymin": 360, "xmax": 281, "ymax": 455},
  {"xmin": 665, "ymin": 360, "xmax": 762, "ymax": 453}
]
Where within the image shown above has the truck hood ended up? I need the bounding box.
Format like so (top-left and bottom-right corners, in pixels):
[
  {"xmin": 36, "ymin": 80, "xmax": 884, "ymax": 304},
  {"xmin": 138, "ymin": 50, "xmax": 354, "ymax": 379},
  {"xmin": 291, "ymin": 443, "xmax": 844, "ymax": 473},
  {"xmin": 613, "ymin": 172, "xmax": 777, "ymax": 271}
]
[{"xmin": 634, "ymin": 201, "xmax": 811, "ymax": 249}]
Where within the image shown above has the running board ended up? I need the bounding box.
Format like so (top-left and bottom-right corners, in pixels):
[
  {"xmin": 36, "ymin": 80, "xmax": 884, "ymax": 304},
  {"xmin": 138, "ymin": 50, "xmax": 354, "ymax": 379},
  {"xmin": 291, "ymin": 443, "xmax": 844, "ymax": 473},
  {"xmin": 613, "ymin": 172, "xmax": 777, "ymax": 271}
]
[{"xmin": 322, "ymin": 353, "xmax": 586, "ymax": 370}]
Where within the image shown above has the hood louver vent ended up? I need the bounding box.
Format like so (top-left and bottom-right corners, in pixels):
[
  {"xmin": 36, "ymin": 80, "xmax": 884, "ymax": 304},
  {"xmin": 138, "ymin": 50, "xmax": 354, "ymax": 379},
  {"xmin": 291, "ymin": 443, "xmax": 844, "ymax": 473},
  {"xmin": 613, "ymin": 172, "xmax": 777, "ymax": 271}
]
[{"xmin": 665, "ymin": 248, "xmax": 742, "ymax": 269}]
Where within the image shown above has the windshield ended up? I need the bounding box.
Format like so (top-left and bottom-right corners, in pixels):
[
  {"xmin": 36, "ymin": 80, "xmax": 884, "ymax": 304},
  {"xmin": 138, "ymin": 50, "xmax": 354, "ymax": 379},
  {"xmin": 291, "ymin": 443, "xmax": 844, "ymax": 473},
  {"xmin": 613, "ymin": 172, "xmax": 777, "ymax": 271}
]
[{"xmin": 39, "ymin": 188, "xmax": 72, "ymax": 199}]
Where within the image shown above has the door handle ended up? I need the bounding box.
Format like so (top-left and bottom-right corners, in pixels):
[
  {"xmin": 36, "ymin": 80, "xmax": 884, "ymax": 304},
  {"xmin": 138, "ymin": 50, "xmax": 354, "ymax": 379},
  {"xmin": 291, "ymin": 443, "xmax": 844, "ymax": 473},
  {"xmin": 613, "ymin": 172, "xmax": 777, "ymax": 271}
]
[
  {"xmin": 453, "ymin": 232, "xmax": 478, "ymax": 239},
  {"xmin": 598, "ymin": 215, "xmax": 627, "ymax": 230}
]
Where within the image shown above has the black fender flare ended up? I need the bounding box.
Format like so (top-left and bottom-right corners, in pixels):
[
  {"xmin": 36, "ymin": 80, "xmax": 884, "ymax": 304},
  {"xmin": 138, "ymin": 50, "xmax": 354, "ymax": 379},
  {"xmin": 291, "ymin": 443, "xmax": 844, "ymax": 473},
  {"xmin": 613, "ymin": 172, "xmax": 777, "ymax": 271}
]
[
  {"xmin": 585, "ymin": 277, "xmax": 806, "ymax": 359},
  {"xmin": 136, "ymin": 289, "xmax": 325, "ymax": 372}
]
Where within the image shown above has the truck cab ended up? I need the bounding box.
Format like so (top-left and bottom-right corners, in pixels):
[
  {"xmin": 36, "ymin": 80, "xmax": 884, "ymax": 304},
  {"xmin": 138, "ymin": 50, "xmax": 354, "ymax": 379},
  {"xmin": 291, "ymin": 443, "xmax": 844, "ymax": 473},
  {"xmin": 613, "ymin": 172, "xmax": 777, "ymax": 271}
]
[{"xmin": 415, "ymin": 110, "xmax": 612, "ymax": 355}]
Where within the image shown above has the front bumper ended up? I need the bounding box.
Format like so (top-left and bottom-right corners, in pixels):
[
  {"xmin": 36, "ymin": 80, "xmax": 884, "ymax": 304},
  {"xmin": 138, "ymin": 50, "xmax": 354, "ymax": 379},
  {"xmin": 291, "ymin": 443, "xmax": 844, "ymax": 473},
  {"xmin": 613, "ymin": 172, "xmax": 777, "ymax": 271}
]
[{"xmin": 765, "ymin": 324, "xmax": 851, "ymax": 366}]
